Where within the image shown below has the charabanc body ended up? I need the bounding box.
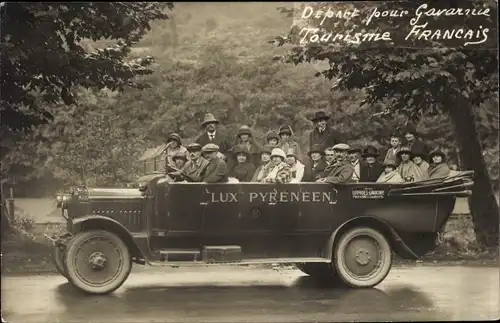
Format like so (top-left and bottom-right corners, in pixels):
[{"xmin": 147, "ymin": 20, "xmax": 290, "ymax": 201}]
[{"xmin": 50, "ymin": 171, "xmax": 474, "ymax": 294}]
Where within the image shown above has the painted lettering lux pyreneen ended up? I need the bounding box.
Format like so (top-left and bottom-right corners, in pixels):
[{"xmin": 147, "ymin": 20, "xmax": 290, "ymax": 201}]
[{"xmin": 206, "ymin": 190, "xmax": 336, "ymax": 204}]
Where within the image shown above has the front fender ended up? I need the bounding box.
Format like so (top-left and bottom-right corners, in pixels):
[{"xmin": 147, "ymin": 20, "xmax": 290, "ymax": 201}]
[
  {"xmin": 71, "ymin": 215, "xmax": 150, "ymax": 264},
  {"xmin": 322, "ymin": 216, "xmax": 421, "ymax": 260}
]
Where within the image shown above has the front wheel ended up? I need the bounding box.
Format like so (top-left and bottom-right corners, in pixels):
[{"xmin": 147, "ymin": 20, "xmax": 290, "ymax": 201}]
[
  {"xmin": 63, "ymin": 230, "xmax": 132, "ymax": 295},
  {"xmin": 333, "ymin": 227, "xmax": 392, "ymax": 288},
  {"xmin": 52, "ymin": 245, "xmax": 67, "ymax": 279}
]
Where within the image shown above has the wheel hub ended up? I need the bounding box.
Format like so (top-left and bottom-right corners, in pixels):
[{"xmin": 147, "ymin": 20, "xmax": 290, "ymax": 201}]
[
  {"xmin": 88, "ymin": 252, "xmax": 107, "ymax": 270},
  {"xmin": 355, "ymin": 248, "xmax": 371, "ymax": 265}
]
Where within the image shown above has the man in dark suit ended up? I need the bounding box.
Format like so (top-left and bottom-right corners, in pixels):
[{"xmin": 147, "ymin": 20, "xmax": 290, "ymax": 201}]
[
  {"xmin": 308, "ymin": 111, "xmax": 344, "ymax": 151},
  {"xmin": 200, "ymin": 143, "xmax": 229, "ymax": 183},
  {"xmin": 195, "ymin": 113, "xmax": 231, "ymax": 157},
  {"xmin": 360, "ymin": 145, "xmax": 384, "ymax": 182}
]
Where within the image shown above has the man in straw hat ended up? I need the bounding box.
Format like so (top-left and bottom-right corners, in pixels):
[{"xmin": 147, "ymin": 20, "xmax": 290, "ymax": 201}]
[
  {"xmin": 200, "ymin": 143, "xmax": 229, "ymax": 183},
  {"xmin": 316, "ymin": 143, "xmax": 354, "ymax": 184},
  {"xmin": 308, "ymin": 110, "xmax": 344, "ymax": 152},
  {"xmin": 195, "ymin": 113, "xmax": 231, "ymax": 157}
]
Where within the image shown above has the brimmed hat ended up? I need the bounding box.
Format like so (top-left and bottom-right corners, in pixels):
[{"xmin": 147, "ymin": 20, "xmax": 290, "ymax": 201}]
[
  {"xmin": 186, "ymin": 143, "xmax": 202, "ymax": 152},
  {"xmin": 332, "ymin": 143, "xmax": 350, "ymax": 151},
  {"xmin": 383, "ymin": 159, "xmax": 398, "ymax": 168},
  {"xmin": 202, "ymin": 143, "xmax": 219, "ymax": 153},
  {"xmin": 429, "ymin": 148, "xmax": 447, "ymax": 160},
  {"xmin": 402, "ymin": 124, "xmax": 418, "ymax": 135},
  {"xmin": 260, "ymin": 145, "xmax": 273, "ymax": 155},
  {"xmin": 348, "ymin": 146, "xmax": 362, "ymax": 154},
  {"xmin": 271, "ymin": 148, "xmax": 286, "ymax": 160},
  {"xmin": 286, "ymin": 149, "xmax": 297, "ymax": 158},
  {"xmin": 172, "ymin": 151, "xmax": 188, "ymax": 162},
  {"xmin": 266, "ymin": 130, "xmax": 280, "ymax": 142},
  {"xmin": 411, "ymin": 148, "xmax": 427, "ymax": 159},
  {"xmin": 278, "ymin": 125, "xmax": 293, "ymax": 136},
  {"xmin": 310, "ymin": 111, "xmax": 330, "ymax": 122},
  {"xmin": 237, "ymin": 125, "xmax": 252, "ymax": 137},
  {"xmin": 308, "ymin": 144, "xmax": 325, "ymax": 156},
  {"xmin": 396, "ymin": 146, "xmax": 412, "ymax": 157},
  {"xmin": 167, "ymin": 133, "xmax": 182, "ymax": 144},
  {"xmin": 362, "ymin": 145, "xmax": 379, "ymax": 157},
  {"xmin": 201, "ymin": 113, "xmax": 219, "ymax": 126},
  {"xmin": 232, "ymin": 145, "xmax": 250, "ymax": 157}
]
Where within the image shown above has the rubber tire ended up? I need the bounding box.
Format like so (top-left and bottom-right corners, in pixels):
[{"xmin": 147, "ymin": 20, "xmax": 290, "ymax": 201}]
[
  {"xmin": 52, "ymin": 245, "xmax": 68, "ymax": 279},
  {"xmin": 63, "ymin": 230, "xmax": 132, "ymax": 295},
  {"xmin": 333, "ymin": 227, "xmax": 392, "ymax": 288}
]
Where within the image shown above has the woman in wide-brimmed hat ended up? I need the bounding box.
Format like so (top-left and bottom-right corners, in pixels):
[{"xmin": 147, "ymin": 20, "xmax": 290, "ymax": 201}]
[
  {"xmin": 396, "ymin": 147, "xmax": 424, "ymax": 182},
  {"xmin": 229, "ymin": 145, "xmax": 256, "ymax": 182},
  {"xmin": 359, "ymin": 145, "xmax": 383, "ymax": 182},
  {"xmin": 251, "ymin": 145, "xmax": 274, "ymax": 182},
  {"xmin": 263, "ymin": 148, "xmax": 292, "ymax": 183},
  {"xmin": 412, "ymin": 147, "xmax": 430, "ymax": 180},
  {"xmin": 402, "ymin": 124, "xmax": 429, "ymax": 157},
  {"xmin": 164, "ymin": 132, "xmax": 188, "ymax": 167},
  {"xmin": 427, "ymin": 148, "xmax": 451, "ymax": 179},
  {"xmin": 303, "ymin": 144, "xmax": 327, "ymax": 182},
  {"xmin": 376, "ymin": 159, "xmax": 405, "ymax": 183}
]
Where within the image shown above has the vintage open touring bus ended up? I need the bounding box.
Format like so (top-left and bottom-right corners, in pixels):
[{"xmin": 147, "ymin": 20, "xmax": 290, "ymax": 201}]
[{"xmin": 50, "ymin": 170, "xmax": 474, "ymax": 294}]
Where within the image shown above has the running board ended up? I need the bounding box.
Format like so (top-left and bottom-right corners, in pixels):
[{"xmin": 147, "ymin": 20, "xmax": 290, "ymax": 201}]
[{"xmin": 147, "ymin": 256, "xmax": 330, "ymax": 266}]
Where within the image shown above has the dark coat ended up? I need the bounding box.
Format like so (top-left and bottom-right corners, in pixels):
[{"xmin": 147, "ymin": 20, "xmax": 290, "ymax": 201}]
[
  {"xmin": 181, "ymin": 157, "xmax": 209, "ymax": 182},
  {"xmin": 202, "ymin": 158, "xmax": 229, "ymax": 183},
  {"xmin": 229, "ymin": 162, "xmax": 256, "ymax": 182},
  {"xmin": 195, "ymin": 132, "xmax": 231, "ymax": 155},
  {"xmin": 360, "ymin": 161, "xmax": 384, "ymax": 182},
  {"xmin": 228, "ymin": 141, "xmax": 261, "ymax": 169},
  {"xmin": 405, "ymin": 139, "xmax": 429, "ymax": 160},
  {"xmin": 309, "ymin": 126, "xmax": 344, "ymax": 151},
  {"xmin": 319, "ymin": 160, "xmax": 354, "ymax": 184},
  {"xmin": 303, "ymin": 159, "xmax": 328, "ymax": 182}
]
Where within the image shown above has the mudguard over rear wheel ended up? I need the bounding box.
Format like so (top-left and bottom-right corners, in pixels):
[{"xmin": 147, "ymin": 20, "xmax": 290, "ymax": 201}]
[
  {"xmin": 63, "ymin": 230, "xmax": 132, "ymax": 295},
  {"xmin": 333, "ymin": 227, "xmax": 392, "ymax": 288}
]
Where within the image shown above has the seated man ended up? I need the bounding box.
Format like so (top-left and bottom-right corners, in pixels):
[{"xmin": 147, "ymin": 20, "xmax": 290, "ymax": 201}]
[
  {"xmin": 316, "ymin": 144, "xmax": 354, "ymax": 184},
  {"xmin": 181, "ymin": 143, "xmax": 210, "ymax": 182},
  {"xmin": 201, "ymin": 143, "xmax": 229, "ymax": 183}
]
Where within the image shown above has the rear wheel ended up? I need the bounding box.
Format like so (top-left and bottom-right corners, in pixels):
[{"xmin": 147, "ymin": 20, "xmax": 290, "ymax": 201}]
[
  {"xmin": 63, "ymin": 230, "xmax": 132, "ymax": 294},
  {"xmin": 333, "ymin": 227, "xmax": 392, "ymax": 288}
]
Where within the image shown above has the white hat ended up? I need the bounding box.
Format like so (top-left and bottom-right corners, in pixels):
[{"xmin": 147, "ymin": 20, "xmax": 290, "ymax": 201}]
[
  {"xmin": 271, "ymin": 148, "xmax": 286, "ymax": 160},
  {"xmin": 332, "ymin": 143, "xmax": 350, "ymax": 151}
]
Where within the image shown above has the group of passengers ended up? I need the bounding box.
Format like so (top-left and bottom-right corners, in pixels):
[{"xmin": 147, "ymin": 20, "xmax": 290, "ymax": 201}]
[{"xmin": 164, "ymin": 111, "xmax": 455, "ymax": 184}]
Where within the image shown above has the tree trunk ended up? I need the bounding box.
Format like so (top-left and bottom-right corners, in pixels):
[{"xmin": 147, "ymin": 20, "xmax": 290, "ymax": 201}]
[{"xmin": 447, "ymin": 96, "xmax": 499, "ymax": 248}]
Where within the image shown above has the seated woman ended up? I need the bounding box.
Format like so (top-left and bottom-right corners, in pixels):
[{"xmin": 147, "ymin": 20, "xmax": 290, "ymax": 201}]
[
  {"xmin": 252, "ymin": 145, "xmax": 273, "ymax": 182},
  {"xmin": 396, "ymin": 147, "xmax": 424, "ymax": 182},
  {"xmin": 428, "ymin": 148, "xmax": 451, "ymax": 179},
  {"xmin": 229, "ymin": 145, "xmax": 256, "ymax": 182},
  {"xmin": 376, "ymin": 160, "xmax": 405, "ymax": 183},
  {"xmin": 285, "ymin": 150, "xmax": 305, "ymax": 183},
  {"xmin": 262, "ymin": 148, "xmax": 292, "ymax": 183}
]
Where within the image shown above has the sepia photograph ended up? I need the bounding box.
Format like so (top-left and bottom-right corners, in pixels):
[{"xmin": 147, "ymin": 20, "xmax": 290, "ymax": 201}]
[{"xmin": 1, "ymin": 1, "xmax": 499, "ymax": 322}]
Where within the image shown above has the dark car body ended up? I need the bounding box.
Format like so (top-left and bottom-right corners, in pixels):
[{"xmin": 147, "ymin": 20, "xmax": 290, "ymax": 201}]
[{"xmin": 58, "ymin": 171, "xmax": 473, "ymax": 265}]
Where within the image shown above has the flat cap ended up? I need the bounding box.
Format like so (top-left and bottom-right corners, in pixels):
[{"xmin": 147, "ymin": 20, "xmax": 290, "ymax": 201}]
[
  {"xmin": 201, "ymin": 143, "xmax": 220, "ymax": 153},
  {"xmin": 186, "ymin": 143, "xmax": 202, "ymax": 151},
  {"xmin": 332, "ymin": 143, "xmax": 350, "ymax": 151}
]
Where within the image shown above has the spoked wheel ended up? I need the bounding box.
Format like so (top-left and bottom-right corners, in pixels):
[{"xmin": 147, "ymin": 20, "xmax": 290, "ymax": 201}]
[
  {"xmin": 334, "ymin": 227, "xmax": 392, "ymax": 288},
  {"xmin": 63, "ymin": 230, "xmax": 132, "ymax": 295}
]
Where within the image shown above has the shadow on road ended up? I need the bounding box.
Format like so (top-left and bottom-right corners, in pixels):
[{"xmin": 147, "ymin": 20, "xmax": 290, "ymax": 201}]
[{"xmin": 53, "ymin": 275, "xmax": 437, "ymax": 318}]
